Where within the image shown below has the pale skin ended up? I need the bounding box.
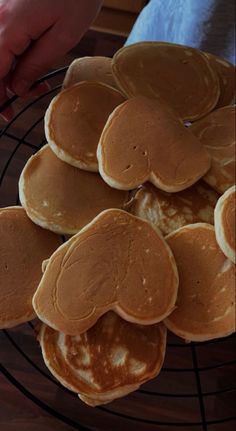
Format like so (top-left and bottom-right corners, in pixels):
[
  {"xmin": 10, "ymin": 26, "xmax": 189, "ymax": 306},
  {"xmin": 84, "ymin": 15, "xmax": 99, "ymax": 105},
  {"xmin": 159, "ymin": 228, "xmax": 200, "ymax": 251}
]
[{"xmin": 0, "ymin": 0, "xmax": 103, "ymax": 121}]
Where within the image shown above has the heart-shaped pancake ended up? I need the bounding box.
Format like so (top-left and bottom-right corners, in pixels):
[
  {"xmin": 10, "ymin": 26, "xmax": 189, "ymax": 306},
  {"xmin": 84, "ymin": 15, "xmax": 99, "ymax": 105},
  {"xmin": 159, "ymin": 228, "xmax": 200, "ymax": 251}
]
[
  {"xmin": 97, "ymin": 96, "xmax": 210, "ymax": 191},
  {"xmin": 33, "ymin": 209, "xmax": 178, "ymax": 335}
]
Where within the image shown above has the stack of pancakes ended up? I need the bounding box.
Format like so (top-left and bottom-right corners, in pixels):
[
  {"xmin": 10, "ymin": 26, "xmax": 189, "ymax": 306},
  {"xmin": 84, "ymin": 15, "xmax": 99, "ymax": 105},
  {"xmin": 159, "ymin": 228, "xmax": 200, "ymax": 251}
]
[{"xmin": 1, "ymin": 42, "xmax": 235, "ymax": 406}]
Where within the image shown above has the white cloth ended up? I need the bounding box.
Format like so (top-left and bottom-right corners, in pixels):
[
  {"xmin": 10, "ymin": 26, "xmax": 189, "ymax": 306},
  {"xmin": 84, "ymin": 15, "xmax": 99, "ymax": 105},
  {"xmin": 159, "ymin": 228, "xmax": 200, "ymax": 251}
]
[{"xmin": 126, "ymin": 0, "xmax": 235, "ymax": 64}]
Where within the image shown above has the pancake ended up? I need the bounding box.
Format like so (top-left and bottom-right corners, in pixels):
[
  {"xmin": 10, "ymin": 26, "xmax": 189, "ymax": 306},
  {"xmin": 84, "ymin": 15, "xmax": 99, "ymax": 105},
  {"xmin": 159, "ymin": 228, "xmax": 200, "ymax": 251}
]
[
  {"xmin": 214, "ymin": 185, "xmax": 236, "ymax": 264},
  {"xmin": 165, "ymin": 224, "xmax": 235, "ymax": 341},
  {"xmin": 63, "ymin": 56, "xmax": 118, "ymax": 90},
  {"xmin": 112, "ymin": 42, "xmax": 219, "ymax": 121},
  {"xmin": 97, "ymin": 96, "xmax": 210, "ymax": 191},
  {"xmin": 0, "ymin": 207, "xmax": 61, "ymax": 329},
  {"xmin": 45, "ymin": 82, "xmax": 125, "ymax": 171},
  {"xmin": 33, "ymin": 209, "xmax": 179, "ymax": 335},
  {"xmin": 203, "ymin": 52, "xmax": 235, "ymax": 108},
  {"xmin": 39, "ymin": 312, "xmax": 167, "ymax": 406},
  {"xmin": 19, "ymin": 145, "xmax": 129, "ymax": 235},
  {"xmin": 128, "ymin": 181, "xmax": 219, "ymax": 235},
  {"xmin": 191, "ymin": 105, "xmax": 235, "ymax": 193}
]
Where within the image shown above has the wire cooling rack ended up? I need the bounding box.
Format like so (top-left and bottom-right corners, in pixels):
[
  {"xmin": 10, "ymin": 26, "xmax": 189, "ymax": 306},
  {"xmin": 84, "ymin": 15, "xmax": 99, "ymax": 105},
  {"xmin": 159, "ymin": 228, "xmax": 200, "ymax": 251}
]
[{"xmin": 0, "ymin": 67, "xmax": 236, "ymax": 431}]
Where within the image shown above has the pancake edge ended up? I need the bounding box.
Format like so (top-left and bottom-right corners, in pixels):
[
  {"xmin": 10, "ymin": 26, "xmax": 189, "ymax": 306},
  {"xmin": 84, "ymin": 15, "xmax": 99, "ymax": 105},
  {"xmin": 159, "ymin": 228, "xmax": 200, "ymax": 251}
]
[{"xmin": 214, "ymin": 185, "xmax": 236, "ymax": 264}]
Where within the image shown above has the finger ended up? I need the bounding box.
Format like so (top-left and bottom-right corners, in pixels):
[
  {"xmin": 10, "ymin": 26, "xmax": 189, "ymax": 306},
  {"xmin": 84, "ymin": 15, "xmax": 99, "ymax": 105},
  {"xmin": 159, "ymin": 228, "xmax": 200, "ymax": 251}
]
[
  {"xmin": 22, "ymin": 81, "xmax": 51, "ymax": 99},
  {"xmin": 0, "ymin": 81, "xmax": 14, "ymax": 122},
  {"xmin": 10, "ymin": 22, "xmax": 81, "ymax": 96},
  {"xmin": 0, "ymin": 46, "xmax": 14, "ymax": 80},
  {"xmin": 0, "ymin": 80, "xmax": 7, "ymax": 105},
  {"xmin": 0, "ymin": 105, "xmax": 14, "ymax": 122}
]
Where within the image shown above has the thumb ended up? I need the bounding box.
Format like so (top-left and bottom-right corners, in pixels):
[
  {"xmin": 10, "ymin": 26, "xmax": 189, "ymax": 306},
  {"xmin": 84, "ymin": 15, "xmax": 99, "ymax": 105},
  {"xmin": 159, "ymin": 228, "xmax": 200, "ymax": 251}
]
[{"xmin": 10, "ymin": 23, "xmax": 80, "ymax": 96}]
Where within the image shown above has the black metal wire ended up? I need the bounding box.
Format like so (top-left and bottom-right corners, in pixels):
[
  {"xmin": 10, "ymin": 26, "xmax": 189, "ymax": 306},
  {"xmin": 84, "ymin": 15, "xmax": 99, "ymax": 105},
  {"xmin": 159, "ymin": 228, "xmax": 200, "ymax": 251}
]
[
  {"xmin": 3, "ymin": 324, "xmax": 235, "ymax": 400},
  {"xmin": 138, "ymin": 387, "xmax": 236, "ymax": 398},
  {"xmin": 0, "ymin": 68, "xmax": 235, "ymax": 431},
  {"xmin": 2, "ymin": 329, "xmax": 75, "ymax": 393},
  {"xmin": 3, "ymin": 131, "xmax": 37, "ymax": 149},
  {"xmin": 0, "ymin": 364, "xmax": 92, "ymax": 431},
  {"xmin": 0, "ymin": 87, "xmax": 61, "ymax": 187},
  {"xmin": 191, "ymin": 344, "xmax": 207, "ymax": 431},
  {"xmin": 97, "ymin": 405, "xmax": 236, "ymax": 427},
  {"xmin": 0, "ymin": 67, "xmax": 68, "ymax": 115},
  {"xmin": 168, "ymin": 333, "xmax": 236, "ymax": 347}
]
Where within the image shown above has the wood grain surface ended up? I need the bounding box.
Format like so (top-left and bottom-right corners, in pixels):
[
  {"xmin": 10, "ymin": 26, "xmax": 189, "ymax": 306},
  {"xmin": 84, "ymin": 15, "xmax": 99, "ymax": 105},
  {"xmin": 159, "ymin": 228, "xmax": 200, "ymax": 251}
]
[{"xmin": 0, "ymin": 30, "xmax": 236, "ymax": 431}]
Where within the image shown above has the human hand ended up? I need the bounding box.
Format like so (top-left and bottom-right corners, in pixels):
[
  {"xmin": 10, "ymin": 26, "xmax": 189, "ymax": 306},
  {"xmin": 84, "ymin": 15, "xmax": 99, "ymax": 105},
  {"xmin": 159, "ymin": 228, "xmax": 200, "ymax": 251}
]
[{"xmin": 0, "ymin": 0, "xmax": 102, "ymax": 121}]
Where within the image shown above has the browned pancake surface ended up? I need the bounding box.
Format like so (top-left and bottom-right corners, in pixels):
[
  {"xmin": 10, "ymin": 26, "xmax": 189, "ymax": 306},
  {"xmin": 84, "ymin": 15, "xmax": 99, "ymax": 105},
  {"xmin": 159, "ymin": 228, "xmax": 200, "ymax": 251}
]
[
  {"xmin": 33, "ymin": 209, "xmax": 178, "ymax": 334},
  {"xmin": 63, "ymin": 56, "xmax": 118, "ymax": 90},
  {"xmin": 0, "ymin": 207, "xmax": 61, "ymax": 328},
  {"xmin": 20, "ymin": 146, "xmax": 128, "ymax": 234},
  {"xmin": 46, "ymin": 82, "xmax": 125, "ymax": 169},
  {"xmin": 204, "ymin": 52, "xmax": 235, "ymax": 108},
  {"xmin": 129, "ymin": 181, "xmax": 219, "ymax": 235},
  {"xmin": 165, "ymin": 224, "xmax": 235, "ymax": 341},
  {"xmin": 112, "ymin": 42, "xmax": 219, "ymax": 121},
  {"xmin": 98, "ymin": 96, "xmax": 210, "ymax": 191},
  {"xmin": 39, "ymin": 312, "xmax": 166, "ymax": 404},
  {"xmin": 215, "ymin": 186, "xmax": 236, "ymax": 263}
]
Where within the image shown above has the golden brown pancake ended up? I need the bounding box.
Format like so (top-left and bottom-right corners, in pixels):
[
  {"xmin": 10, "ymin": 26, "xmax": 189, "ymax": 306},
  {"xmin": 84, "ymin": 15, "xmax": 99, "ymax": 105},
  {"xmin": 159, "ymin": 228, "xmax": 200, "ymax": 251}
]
[
  {"xmin": 63, "ymin": 56, "xmax": 119, "ymax": 90},
  {"xmin": 39, "ymin": 312, "xmax": 167, "ymax": 406},
  {"xmin": 33, "ymin": 209, "xmax": 178, "ymax": 335},
  {"xmin": 97, "ymin": 96, "xmax": 210, "ymax": 191},
  {"xmin": 165, "ymin": 224, "xmax": 235, "ymax": 341},
  {"xmin": 191, "ymin": 105, "xmax": 235, "ymax": 193},
  {"xmin": 45, "ymin": 82, "xmax": 125, "ymax": 171},
  {"xmin": 19, "ymin": 145, "xmax": 129, "ymax": 235},
  {"xmin": 0, "ymin": 207, "xmax": 61, "ymax": 329},
  {"xmin": 214, "ymin": 185, "xmax": 236, "ymax": 264},
  {"xmin": 128, "ymin": 181, "xmax": 219, "ymax": 235},
  {"xmin": 203, "ymin": 52, "xmax": 235, "ymax": 108},
  {"xmin": 112, "ymin": 42, "xmax": 219, "ymax": 121}
]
